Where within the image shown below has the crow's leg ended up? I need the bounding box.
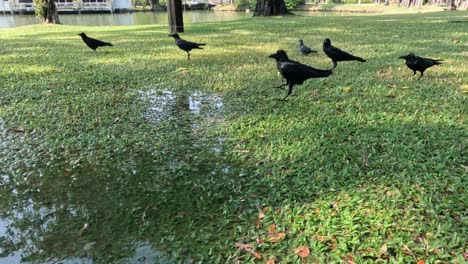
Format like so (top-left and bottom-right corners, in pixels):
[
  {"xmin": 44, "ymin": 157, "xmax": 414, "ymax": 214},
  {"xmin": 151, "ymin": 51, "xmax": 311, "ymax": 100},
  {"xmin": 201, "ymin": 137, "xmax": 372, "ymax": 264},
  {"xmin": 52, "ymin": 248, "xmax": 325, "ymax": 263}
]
[
  {"xmin": 332, "ymin": 61, "xmax": 337, "ymax": 69},
  {"xmin": 272, "ymin": 81, "xmax": 289, "ymax": 90},
  {"xmin": 187, "ymin": 52, "xmax": 191, "ymax": 60},
  {"xmin": 417, "ymin": 71, "xmax": 424, "ymax": 80},
  {"xmin": 412, "ymin": 70, "xmax": 417, "ymax": 76},
  {"xmin": 280, "ymin": 83, "xmax": 294, "ymax": 101}
]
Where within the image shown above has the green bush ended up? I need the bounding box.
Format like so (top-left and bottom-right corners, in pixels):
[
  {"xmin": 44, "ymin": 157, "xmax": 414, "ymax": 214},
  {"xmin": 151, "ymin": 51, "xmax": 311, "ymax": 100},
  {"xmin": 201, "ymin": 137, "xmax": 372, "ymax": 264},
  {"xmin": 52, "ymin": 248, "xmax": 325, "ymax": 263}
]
[
  {"xmin": 236, "ymin": 0, "xmax": 255, "ymax": 9},
  {"xmin": 285, "ymin": 0, "xmax": 304, "ymax": 9},
  {"xmin": 33, "ymin": 0, "xmax": 46, "ymax": 20}
]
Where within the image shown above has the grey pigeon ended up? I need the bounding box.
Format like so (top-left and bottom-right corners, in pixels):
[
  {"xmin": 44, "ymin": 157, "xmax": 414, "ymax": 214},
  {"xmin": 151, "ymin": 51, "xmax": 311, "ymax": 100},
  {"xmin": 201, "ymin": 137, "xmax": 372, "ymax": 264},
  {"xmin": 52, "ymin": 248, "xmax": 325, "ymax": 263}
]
[{"xmin": 298, "ymin": 39, "xmax": 317, "ymax": 55}]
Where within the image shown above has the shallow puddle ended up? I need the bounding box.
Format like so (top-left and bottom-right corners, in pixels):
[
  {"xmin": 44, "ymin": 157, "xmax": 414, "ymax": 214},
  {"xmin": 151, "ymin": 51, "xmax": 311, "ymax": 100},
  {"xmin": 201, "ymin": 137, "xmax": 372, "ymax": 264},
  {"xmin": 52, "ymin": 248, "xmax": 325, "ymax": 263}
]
[{"xmin": 0, "ymin": 89, "xmax": 238, "ymax": 263}]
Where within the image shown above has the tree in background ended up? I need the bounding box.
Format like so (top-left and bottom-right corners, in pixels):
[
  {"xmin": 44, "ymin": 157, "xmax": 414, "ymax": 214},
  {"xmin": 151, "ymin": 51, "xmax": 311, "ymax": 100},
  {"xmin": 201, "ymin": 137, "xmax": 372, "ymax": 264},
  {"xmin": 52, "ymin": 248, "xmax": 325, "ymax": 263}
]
[
  {"xmin": 33, "ymin": 0, "xmax": 60, "ymax": 24},
  {"xmin": 254, "ymin": 0, "xmax": 292, "ymax": 15}
]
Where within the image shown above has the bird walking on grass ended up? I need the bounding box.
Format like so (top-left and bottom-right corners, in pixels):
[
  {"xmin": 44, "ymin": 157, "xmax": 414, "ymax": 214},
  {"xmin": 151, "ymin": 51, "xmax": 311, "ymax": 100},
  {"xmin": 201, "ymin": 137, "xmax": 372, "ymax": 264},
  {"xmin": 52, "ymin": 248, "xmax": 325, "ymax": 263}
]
[
  {"xmin": 169, "ymin": 33, "xmax": 206, "ymax": 60},
  {"xmin": 398, "ymin": 53, "xmax": 442, "ymax": 80},
  {"xmin": 269, "ymin": 49, "xmax": 333, "ymax": 101},
  {"xmin": 298, "ymin": 40, "xmax": 317, "ymax": 55},
  {"xmin": 323, "ymin": 38, "xmax": 366, "ymax": 69},
  {"xmin": 78, "ymin": 32, "xmax": 113, "ymax": 51}
]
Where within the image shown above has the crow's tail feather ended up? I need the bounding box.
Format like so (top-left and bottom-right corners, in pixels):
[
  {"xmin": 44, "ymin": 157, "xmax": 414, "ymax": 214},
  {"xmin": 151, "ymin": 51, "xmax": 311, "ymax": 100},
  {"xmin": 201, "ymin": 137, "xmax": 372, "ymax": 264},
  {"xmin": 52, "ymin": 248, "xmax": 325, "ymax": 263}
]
[
  {"xmin": 104, "ymin": 42, "xmax": 113, "ymax": 47},
  {"xmin": 433, "ymin": 59, "xmax": 443, "ymax": 65},
  {"xmin": 356, "ymin": 57, "xmax": 366, "ymax": 62}
]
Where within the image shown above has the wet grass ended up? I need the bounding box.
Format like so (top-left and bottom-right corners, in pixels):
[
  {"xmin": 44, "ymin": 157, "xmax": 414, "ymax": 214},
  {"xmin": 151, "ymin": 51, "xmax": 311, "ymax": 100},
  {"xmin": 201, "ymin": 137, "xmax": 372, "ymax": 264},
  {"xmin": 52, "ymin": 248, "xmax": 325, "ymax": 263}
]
[{"xmin": 0, "ymin": 10, "xmax": 467, "ymax": 263}]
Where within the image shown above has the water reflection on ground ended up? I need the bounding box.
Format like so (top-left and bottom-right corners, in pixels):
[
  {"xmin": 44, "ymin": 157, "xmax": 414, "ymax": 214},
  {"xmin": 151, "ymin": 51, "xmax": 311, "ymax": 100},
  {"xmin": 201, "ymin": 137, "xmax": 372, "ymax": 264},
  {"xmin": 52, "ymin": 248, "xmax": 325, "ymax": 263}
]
[{"xmin": 0, "ymin": 88, "xmax": 234, "ymax": 263}]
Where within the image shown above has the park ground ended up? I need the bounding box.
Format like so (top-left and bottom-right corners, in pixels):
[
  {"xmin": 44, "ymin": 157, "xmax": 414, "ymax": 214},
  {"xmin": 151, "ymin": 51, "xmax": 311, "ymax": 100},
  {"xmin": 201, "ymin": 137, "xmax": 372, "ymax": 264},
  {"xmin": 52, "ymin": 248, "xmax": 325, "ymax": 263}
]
[{"xmin": 0, "ymin": 8, "xmax": 467, "ymax": 264}]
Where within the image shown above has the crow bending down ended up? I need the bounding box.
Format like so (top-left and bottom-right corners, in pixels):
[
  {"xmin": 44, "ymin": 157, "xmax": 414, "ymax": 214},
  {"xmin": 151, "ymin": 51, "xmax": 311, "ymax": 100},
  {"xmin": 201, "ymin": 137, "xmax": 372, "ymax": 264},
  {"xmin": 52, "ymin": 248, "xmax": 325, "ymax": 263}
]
[
  {"xmin": 399, "ymin": 53, "xmax": 442, "ymax": 80},
  {"xmin": 169, "ymin": 33, "xmax": 206, "ymax": 60},
  {"xmin": 269, "ymin": 49, "xmax": 333, "ymax": 101},
  {"xmin": 323, "ymin": 38, "xmax": 365, "ymax": 68},
  {"xmin": 78, "ymin": 32, "xmax": 113, "ymax": 51}
]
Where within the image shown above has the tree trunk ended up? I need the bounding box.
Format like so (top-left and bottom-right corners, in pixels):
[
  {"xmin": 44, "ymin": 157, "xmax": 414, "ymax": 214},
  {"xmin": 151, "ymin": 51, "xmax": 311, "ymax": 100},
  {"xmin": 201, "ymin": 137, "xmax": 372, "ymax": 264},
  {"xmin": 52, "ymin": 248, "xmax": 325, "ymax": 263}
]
[
  {"xmin": 449, "ymin": 0, "xmax": 457, "ymax": 9},
  {"xmin": 253, "ymin": 0, "xmax": 291, "ymax": 16},
  {"xmin": 148, "ymin": 0, "xmax": 158, "ymax": 11},
  {"xmin": 45, "ymin": 0, "xmax": 60, "ymax": 23}
]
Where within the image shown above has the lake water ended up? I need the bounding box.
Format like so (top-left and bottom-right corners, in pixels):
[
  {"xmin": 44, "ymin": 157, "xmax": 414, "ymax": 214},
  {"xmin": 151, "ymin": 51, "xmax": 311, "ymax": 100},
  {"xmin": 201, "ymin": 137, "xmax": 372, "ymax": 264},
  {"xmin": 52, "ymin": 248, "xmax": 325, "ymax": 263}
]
[{"xmin": 0, "ymin": 11, "xmax": 253, "ymax": 28}]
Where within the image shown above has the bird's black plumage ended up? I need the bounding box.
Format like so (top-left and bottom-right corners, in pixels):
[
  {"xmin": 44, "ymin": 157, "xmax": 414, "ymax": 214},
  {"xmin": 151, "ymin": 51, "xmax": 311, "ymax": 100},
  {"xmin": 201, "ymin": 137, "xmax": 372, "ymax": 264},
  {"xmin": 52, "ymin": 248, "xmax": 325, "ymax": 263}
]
[
  {"xmin": 323, "ymin": 38, "xmax": 365, "ymax": 68},
  {"xmin": 78, "ymin": 32, "xmax": 113, "ymax": 51},
  {"xmin": 269, "ymin": 49, "xmax": 333, "ymax": 101},
  {"xmin": 298, "ymin": 40, "xmax": 317, "ymax": 55},
  {"xmin": 169, "ymin": 33, "xmax": 206, "ymax": 60},
  {"xmin": 398, "ymin": 53, "xmax": 442, "ymax": 80}
]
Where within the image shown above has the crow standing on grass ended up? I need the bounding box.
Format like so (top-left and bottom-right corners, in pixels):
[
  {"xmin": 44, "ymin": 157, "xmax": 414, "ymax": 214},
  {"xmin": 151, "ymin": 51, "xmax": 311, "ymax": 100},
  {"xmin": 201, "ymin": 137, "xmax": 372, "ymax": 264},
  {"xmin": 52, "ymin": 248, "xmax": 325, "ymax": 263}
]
[
  {"xmin": 323, "ymin": 38, "xmax": 366, "ymax": 68},
  {"xmin": 169, "ymin": 33, "xmax": 206, "ymax": 60},
  {"xmin": 78, "ymin": 32, "xmax": 113, "ymax": 51},
  {"xmin": 398, "ymin": 53, "xmax": 443, "ymax": 80},
  {"xmin": 269, "ymin": 49, "xmax": 333, "ymax": 101},
  {"xmin": 298, "ymin": 40, "xmax": 317, "ymax": 55}
]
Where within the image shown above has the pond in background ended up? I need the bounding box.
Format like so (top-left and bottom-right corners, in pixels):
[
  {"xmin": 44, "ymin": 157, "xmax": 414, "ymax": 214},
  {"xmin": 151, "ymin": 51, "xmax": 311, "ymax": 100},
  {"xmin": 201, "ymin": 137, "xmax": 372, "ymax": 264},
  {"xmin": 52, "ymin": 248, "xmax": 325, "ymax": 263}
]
[{"xmin": 0, "ymin": 11, "xmax": 253, "ymax": 28}]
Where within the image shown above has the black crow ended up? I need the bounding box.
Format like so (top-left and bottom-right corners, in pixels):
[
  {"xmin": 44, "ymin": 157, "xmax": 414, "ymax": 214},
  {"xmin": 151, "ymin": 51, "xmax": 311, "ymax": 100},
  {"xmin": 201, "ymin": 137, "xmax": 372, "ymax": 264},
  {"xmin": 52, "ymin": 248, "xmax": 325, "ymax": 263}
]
[
  {"xmin": 78, "ymin": 32, "xmax": 113, "ymax": 51},
  {"xmin": 269, "ymin": 49, "xmax": 333, "ymax": 101},
  {"xmin": 298, "ymin": 40, "xmax": 317, "ymax": 55},
  {"xmin": 323, "ymin": 38, "xmax": 365, "ymax": 68},
  {"xmin": 398, "ymin": 53, "xmax": 442, "ymax": 80},
  {"xmin": 169, "ymin": 33, "xmax": 206, "ymax": 60}
]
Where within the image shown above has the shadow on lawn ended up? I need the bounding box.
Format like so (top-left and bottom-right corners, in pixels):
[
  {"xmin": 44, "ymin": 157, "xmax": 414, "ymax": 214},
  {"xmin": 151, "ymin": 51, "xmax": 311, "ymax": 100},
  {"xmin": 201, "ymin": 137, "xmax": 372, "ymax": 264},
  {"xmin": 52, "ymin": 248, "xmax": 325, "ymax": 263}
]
[{"xmin": 0, "ymin": 90, "xmax": 465, "ymax": 262}]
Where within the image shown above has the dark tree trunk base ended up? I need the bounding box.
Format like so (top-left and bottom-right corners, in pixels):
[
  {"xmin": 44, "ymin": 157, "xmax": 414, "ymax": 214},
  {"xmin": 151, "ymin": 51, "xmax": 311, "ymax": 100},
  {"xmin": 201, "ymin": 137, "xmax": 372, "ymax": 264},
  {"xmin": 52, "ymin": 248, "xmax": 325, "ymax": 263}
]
[{"xmin": 253, "ymin": 0, "xmax": 292, "ymax": 16}]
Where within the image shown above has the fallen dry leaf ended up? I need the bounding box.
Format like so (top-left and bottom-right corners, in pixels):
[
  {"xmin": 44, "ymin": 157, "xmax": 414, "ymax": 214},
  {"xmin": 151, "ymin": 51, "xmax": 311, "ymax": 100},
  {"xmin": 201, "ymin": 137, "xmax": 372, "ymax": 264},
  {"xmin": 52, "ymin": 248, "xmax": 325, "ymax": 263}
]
[
  {"xmin": 256, "ymin": 220, "xmax": 262, "ymax": 229},
  {"xmin": 416, "ymin": 260, "xmax": 425, "ymax": 264},
  {"xmin": 235, "ymin": 242, "xmax": 253, "ymax": 252},
  {"xmin": 258, "ymin": 212, "xmax": 265, "ymax": 219},
  {"xmin": 263, "ymin": 206, "xmax": 269, "ymax": 212},
  {"xmin": 253, "ymin": 251, "xmax": 262, "ymax": 260},
  {"xmin": 268, "ymin": 224, "xmax": 276, "ymax": 235},
  {"xmin": 310, "ymin": 89, "xmax": 319, "ymax": 96},
  {"xmin": 7, "ymin": 127, "xmax": 25, "ymax": 133},
  {"xmin": 269, "ymin": 232, "xmax": 285, "ymax": 243},
  {"xmin": 342, "ymin": 86, "xmax": 352, "ymax": 93},
  {"xmin": 266, "ymin": 258, "xmax": 276, "ymax": 264},
  {"xmin": 294, "ymin": 246, "xmax": 310, "ymax": 258},
  {"xmin": 380, "ymin": 244, "xmax": 388, "ymax": 254}
]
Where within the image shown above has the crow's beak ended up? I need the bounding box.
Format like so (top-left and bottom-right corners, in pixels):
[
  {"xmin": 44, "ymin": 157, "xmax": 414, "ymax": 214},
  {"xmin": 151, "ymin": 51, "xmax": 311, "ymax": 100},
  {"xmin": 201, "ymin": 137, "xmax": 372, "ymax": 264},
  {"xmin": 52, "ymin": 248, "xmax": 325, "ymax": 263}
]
[
  {"xmin": 168, "ymin": 34, "xmax": 173, "ymax": 37},
  {"xmin": 268, "ymin": 54, "xmax": 275, "ymax": 58},
  {"xmin": 398, "ymin": 55, "xmax": 406, "ymax": 59}
]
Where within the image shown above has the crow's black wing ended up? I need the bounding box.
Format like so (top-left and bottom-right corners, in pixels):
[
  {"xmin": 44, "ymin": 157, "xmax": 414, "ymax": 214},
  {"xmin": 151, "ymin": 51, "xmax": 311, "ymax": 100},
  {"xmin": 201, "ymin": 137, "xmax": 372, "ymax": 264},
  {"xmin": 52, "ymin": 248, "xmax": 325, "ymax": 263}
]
[
  {"xmin": 279, "ymin": 60, "xmax": 331, "ymax": 82},
  {"xmin": 176, "ymin": 39, "xmax": 205, "ymax": 51},
  {"xmin": 85, "ymin": 36, "xmax": 112, "ymax": 47}
]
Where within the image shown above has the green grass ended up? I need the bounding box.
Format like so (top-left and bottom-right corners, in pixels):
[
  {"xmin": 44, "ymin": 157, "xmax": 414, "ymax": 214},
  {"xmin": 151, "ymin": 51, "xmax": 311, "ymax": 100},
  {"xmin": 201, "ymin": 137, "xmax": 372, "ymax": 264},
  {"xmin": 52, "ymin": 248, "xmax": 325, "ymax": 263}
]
[{"xmin": 0, "ymin": 11, "xmax": 467, "ymax": 263}]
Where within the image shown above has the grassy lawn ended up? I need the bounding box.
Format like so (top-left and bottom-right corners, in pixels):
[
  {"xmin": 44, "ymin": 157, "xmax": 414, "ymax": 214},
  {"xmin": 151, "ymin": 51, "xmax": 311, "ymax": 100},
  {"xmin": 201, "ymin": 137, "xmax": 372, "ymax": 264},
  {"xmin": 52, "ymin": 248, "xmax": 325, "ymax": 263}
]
[{"xmin": 0, "ymin": 10, "xmax": 467, "ymax": 263}]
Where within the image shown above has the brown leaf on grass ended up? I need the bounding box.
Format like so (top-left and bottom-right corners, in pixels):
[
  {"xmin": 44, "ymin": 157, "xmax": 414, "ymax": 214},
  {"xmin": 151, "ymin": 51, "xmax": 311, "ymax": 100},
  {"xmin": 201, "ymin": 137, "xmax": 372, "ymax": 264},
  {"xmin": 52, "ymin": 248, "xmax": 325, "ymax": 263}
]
[
  {"xmin": 256, "ymin": 220, "xmax": 262, "ymax": 229},
  {"xmin": 258, "ymin": 212, "xmax": 265, "ymax": 219},
  {"xmin": 266, "ymin": 258, "xmax": 276, "ymax": 264},
  {"xmin": 416, "ymin": 260, "xmax": 425, "ymax": 264},
  {"xmin": 253, "ymin": 251, "xmax": 262, "ymax": 260},
  {"xmin": 380, "ymin": 244, "xmax": 388, "ymax": 254},
  {"xmin": 388, "ymin": 84, "xmax": 397, "ymax": 89},
  {"xmin": 294, "ymin": 246, "xmax": 310, "ymax": 258},
  {"xmin": 7, "ymin": 127, "xmax": 25, "ymax": 133},
  {"xmin": 235, "ymin": 242, "xmax": 253, "ymax": 252},
  {"xmin": 262, "ymin": 206, "xmax": 269, "ymax": 212},
  {"xmin": 310, "ymin": 89, "xmax": 319, "ymax": 96},
  {"xmin": 329, "ymin": 245, "xmax": 336, "ymax": 251},
  {"xmin": 268, "ymin": 224, "xmax": 276, "ymax": 234},
  {"xmin": 269, "ymin": 232, "xmax": 285, "ymax": 243},
  {"xmin": 464, "ymin": 252, "xmax": 468, "ymax": 260},
  {"xmin": 314, "ymin": 236, "xmax": 327, "ymax": 242}
]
